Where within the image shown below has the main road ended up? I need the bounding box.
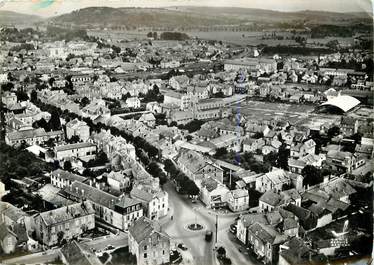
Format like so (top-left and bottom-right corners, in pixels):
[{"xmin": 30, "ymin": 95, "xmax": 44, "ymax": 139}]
[{"xmin": 162, "ymin": 182, "xmax": 258, "ymax": 265}]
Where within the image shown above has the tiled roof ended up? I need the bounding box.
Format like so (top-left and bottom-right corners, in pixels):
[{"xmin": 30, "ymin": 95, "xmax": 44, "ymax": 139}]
[
  {"xmin": 6, "ymin": 128, "xmax": 63, "ymax": 141},
  {"xmin": 40, "ymin": 201, "xmax": 94, "ymax": 226},
  {"xmin": 61, "ymin": 181, "xmax": 119, "ymax": 209},
  {"xmin": 55, "ymin": 142, "xmax": 96, "ymax": 152},
  {"xmin": 60, "ymin": 240, "xmax": 103, "ymax": 265},
  {"xmin": 0, "ymin": 202, "xmax": 29, "ymax": 222},
  {"xmin": 51, "ymin": 169, "xmax": 87, "ymax": 183},
  {"xmin": 0, "ymin": 222, "xmax": 17, "ymax": 241},
  {"xmin": 248, "ymin": 222, "xmax": 286, "ymax": 245},
  {"xmin": 260, "ymin": 190, "xmax": 283, "ymax": 207},
  {"xmin": 129, "ymin": 217, "xmax": 168, "ymax": 244}
]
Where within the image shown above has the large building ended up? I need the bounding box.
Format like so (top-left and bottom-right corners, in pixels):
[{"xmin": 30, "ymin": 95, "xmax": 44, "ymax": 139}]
[
  {"xmin": 33, "ymin": 201, "xmax": 95, "ymax": 246},
  {"xmin": 224, "ymin": 58, "xmax": 277, "ymax": 74},
  {"xmin": 54, "ymin": 142, "xmax": 97, "ymax": 162},
  {"xmin": 176, "ymin": 149, "xmax": 224, "ymax": 186},
  {"xmin": 66, "ymin": 118, "xmax": 90, "ymax": 142},
  {"xmin": 61, "ymin": 181, "xmax": 143, "ymax": 231},
  {"xmin": 128, "ymin": 217, "xmax": 170, "ymax": 265},
  {"xmin": 130, "ymin": 188, "xmax": 169, "ymax": 220},
  {"xmin": 50, "ymin": 169, "xmax": 88, "ymax": 189},
  {"xmin": 5, "ymin": 128, "xmax": 64, "ymax": 146}
]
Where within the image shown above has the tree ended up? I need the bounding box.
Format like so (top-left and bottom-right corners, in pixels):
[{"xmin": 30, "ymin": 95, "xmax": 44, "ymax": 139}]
[
  {"xmin": 327, "ymin": 126, "xmax": 340, "ymax": 139},
  {"xmin": 302, "ymin": 165, "xmax": 323, "ymax": 187},
  {"xmin": 30, "ymin": 90, "xmax": 37, "ymax": 103},
  {"xmin": 214, "ymin": 147, "xmax": 228, "ymax": 158},
  {"xmin": 32, "ymin": 118, "xmax": 49, "ymax": 131},
  {"xmin": 277, "ymin": 144, "xmax": 290, "ymax": 170},
  {"xmin": 217, "ymin": 247, "xmax": 226, "ymax": 259},
  {"xmin": 16, "ymin": 90, "xmax": 29, "ymax": 102},
  {"xmin": 57, "ymin": 231, "xmax": 65, "ymax": 245},
  {"xmin": 49, "ymin": 109, "xmax": 61, "ymax": 131},
  {"xmin": 63, "ymin": 160, "xmax": 72, "ymax": 171},
  {"xmin": 80, "ymin": 97, "xmax": 90, "ymax": 108}
]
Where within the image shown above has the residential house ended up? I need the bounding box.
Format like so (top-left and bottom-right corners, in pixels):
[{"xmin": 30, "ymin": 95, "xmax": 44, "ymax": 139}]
[
  {"xmin": 55, "ymin": 142, "xmax": 97, "ymax": 162},
  {"xmin": 259, "ymin": 189, "xmax": 301, "ymax": 213},
  {"xmin": 128, "ymin": 217, "xmax": 170, "ymax": 265},
  {"xmin": 255, "ymin": 168, "xmax": 292, "ymax": 193},
  {"xmin": 60, "ymin": 240, "xmax": 104, "ymax": 265},
  {"xmin": 0, "ymin": 222, "xmax": 18, "ymax": 254},
  {"xmin": 146, "ymin": 102, "xmax": 162, "ymax": 114},
  {"xmin": 209, "ymin": 134, "xmax": 242, "ymax": 152},
  {"xmin": 2, "ymin": 92, "xmax": 17, "ymax": 108},
  {"xmin": 200, "ymin": 177, "xmax": 229, "ymax": 209},
  {"xmin": 226, "ymin": 189, "xmax": 249, "ymax": 212},
  {"xmin": 302, "ymin": 191, "xmax": 350, "ymax": 228},
  {"xmin": 50, "ymin": 169, "xmax": 88, "ymax": 189},
  {"xmin": 66, "ymin": 119, "xmax": 90, "ymax": 142},
  {"xmin": 0, "ymin": 202, "xmax": 30, "ymax": 230},
  {"xmin": 139, "ymin": 113, "xmax": 156, "ymax": 128},
  {"xmin": 5, "ymin": 128, "xmax": 64, "ymax": 146},
  {"xmin": 340, "ymin": 116, "xmax": 359, "ymax": 136},
  {"xmin": 107, "ymin": 171, "xmax": 130, "ymax": 192},
  {"xmin": 243, "ymin": 138, "xmax": 266, "ymax": 153},
  {"xmin": 33, "ymin": 201, "xmax": 95, "ymax": 246},
  {"xmin": 247, "ymin": 222, "xmax": 287, "ymax": 264},
  {"xmin": 176, "ymin": 149, "xmax": 224, "ymax": 185},
  {"xmin": 325, "ymin": 150, "xmax": 357, "ymax": 173},
  {"xmin": 160, "ymin": 59, "xmax": 180, "ymax": 69},
  {"xmin": 279, "ymin": 237, "xmax": 327, "ymax": 265},
  {"xmin": 169, "ymin": 110, "xmax": 194, "ymax": 125},
  {"xmin": 169, "ymin": 75, "xmax": 189, "ymax": 91},
  {"xmin": 61, "ymin": 181, "xmax": 143, "ymax": 231},
  {"xmin": 290, "ymin": 139, "xmax": 316, "ymax": 159},
  {"xmin": 130, "ymin": 187, "xmax": 168, "ymax": 220},
  {"xmin": 126, "ymin": 97, "xmax": 141, "ymax": 109},
  {"xmin": 81, "ymin": 99, "xmax": 111, "ymax": 120}
]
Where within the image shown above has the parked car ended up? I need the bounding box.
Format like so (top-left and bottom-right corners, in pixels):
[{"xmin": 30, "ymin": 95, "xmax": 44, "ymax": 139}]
[
  {"xmin": 230, "ymin": 223, "xmax": 237, "ymax": 234},
  {"xmin": 205, "ymin": 230, "xmax": 213, "ymax": 242},
  {"xmin": 104, "ymin": 245, "xmax": 115, "ymax": 251},
  {"xmin": 178, "ymin": 243, "xmax": 188, "ymax": 251}
]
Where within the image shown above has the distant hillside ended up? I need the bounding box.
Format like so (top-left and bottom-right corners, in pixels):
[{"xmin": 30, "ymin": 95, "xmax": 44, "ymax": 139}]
[
  {"xmin": 0, "ymin": 11, "xmax": 41, "ymax": 25},
  {"xmin": 46, "ymin": 6, "xmax": 373, "ymax": 31},
  {"xmin": 170, "ymin": 6, "xmax": 373, "ymax": 25},
  {"xmin": 49, "ymin": 7, "xmax": 243, "ymax": 29}
]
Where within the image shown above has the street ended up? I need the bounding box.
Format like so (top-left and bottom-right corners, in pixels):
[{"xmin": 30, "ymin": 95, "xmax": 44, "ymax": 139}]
[
  {"xmin": 162, "ymin": 182, "xmax": 258, "ymax": 265},
  {"xmin": 2, "ymin": 249, "xmax": 60, "ymax": 264},
  {"xmin": 1, "ymin": 234, "xmax": 128, "ymax": 265}
]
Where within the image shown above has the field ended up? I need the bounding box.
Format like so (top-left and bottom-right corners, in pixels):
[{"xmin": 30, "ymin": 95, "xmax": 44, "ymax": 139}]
[
  {"xmin": 186, "ymin": 31, "xmax": 298, "ymax": 46},
  {"xmin": 87, "ymin": 29, "xmax": 299, "ymax": 47}
]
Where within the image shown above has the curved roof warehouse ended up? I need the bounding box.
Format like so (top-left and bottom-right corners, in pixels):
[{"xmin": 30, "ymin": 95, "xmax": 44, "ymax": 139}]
[{"xmin": 320, "ymin": 95, "xmax": 360, "ymax": 113}]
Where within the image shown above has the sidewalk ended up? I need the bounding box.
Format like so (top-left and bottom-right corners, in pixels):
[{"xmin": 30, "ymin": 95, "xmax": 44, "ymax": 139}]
[{"xmin": 197, "ymin": 205, "xmax": 259, "ymax": 217}]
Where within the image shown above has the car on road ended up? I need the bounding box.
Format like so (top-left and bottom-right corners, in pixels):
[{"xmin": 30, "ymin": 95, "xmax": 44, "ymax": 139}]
[
  {"xmin": 230, "ymin": 223, "xmax": 237, "ymax": 234},
  {"xmin": 205, "ymin": 230, "xmax": 213, "ymax": 242},
  {"xmin": 104, "ymin": 245, "xmax": 115, "ymax": 251},
  {"xmin": 178, "ymin": 243, "xmax": 188, "ymax": 250}
]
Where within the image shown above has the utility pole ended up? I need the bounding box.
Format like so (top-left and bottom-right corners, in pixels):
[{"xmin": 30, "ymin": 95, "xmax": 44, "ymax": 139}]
[
  {"xmin": 0, "ymin": 83, "xmax": 5, "ymax": 142},
  {"xmin": 215, "ymin": 214, "xmax": 218, "ymax": 245}
]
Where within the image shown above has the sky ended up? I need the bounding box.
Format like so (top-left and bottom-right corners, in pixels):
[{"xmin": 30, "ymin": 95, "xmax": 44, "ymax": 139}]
[{"xmin": 0, "ymin": 0, "xmax": 373, "ymax": 17}]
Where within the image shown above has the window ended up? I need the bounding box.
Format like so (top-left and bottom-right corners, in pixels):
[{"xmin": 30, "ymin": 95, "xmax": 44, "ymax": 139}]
[
  {"xmin": 144, "ymin": 245, "xmax": 147, "ymax": 250},
  {"xmin": 144, "ymin": 253, "xmax": 147, "ymax": 258}
]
